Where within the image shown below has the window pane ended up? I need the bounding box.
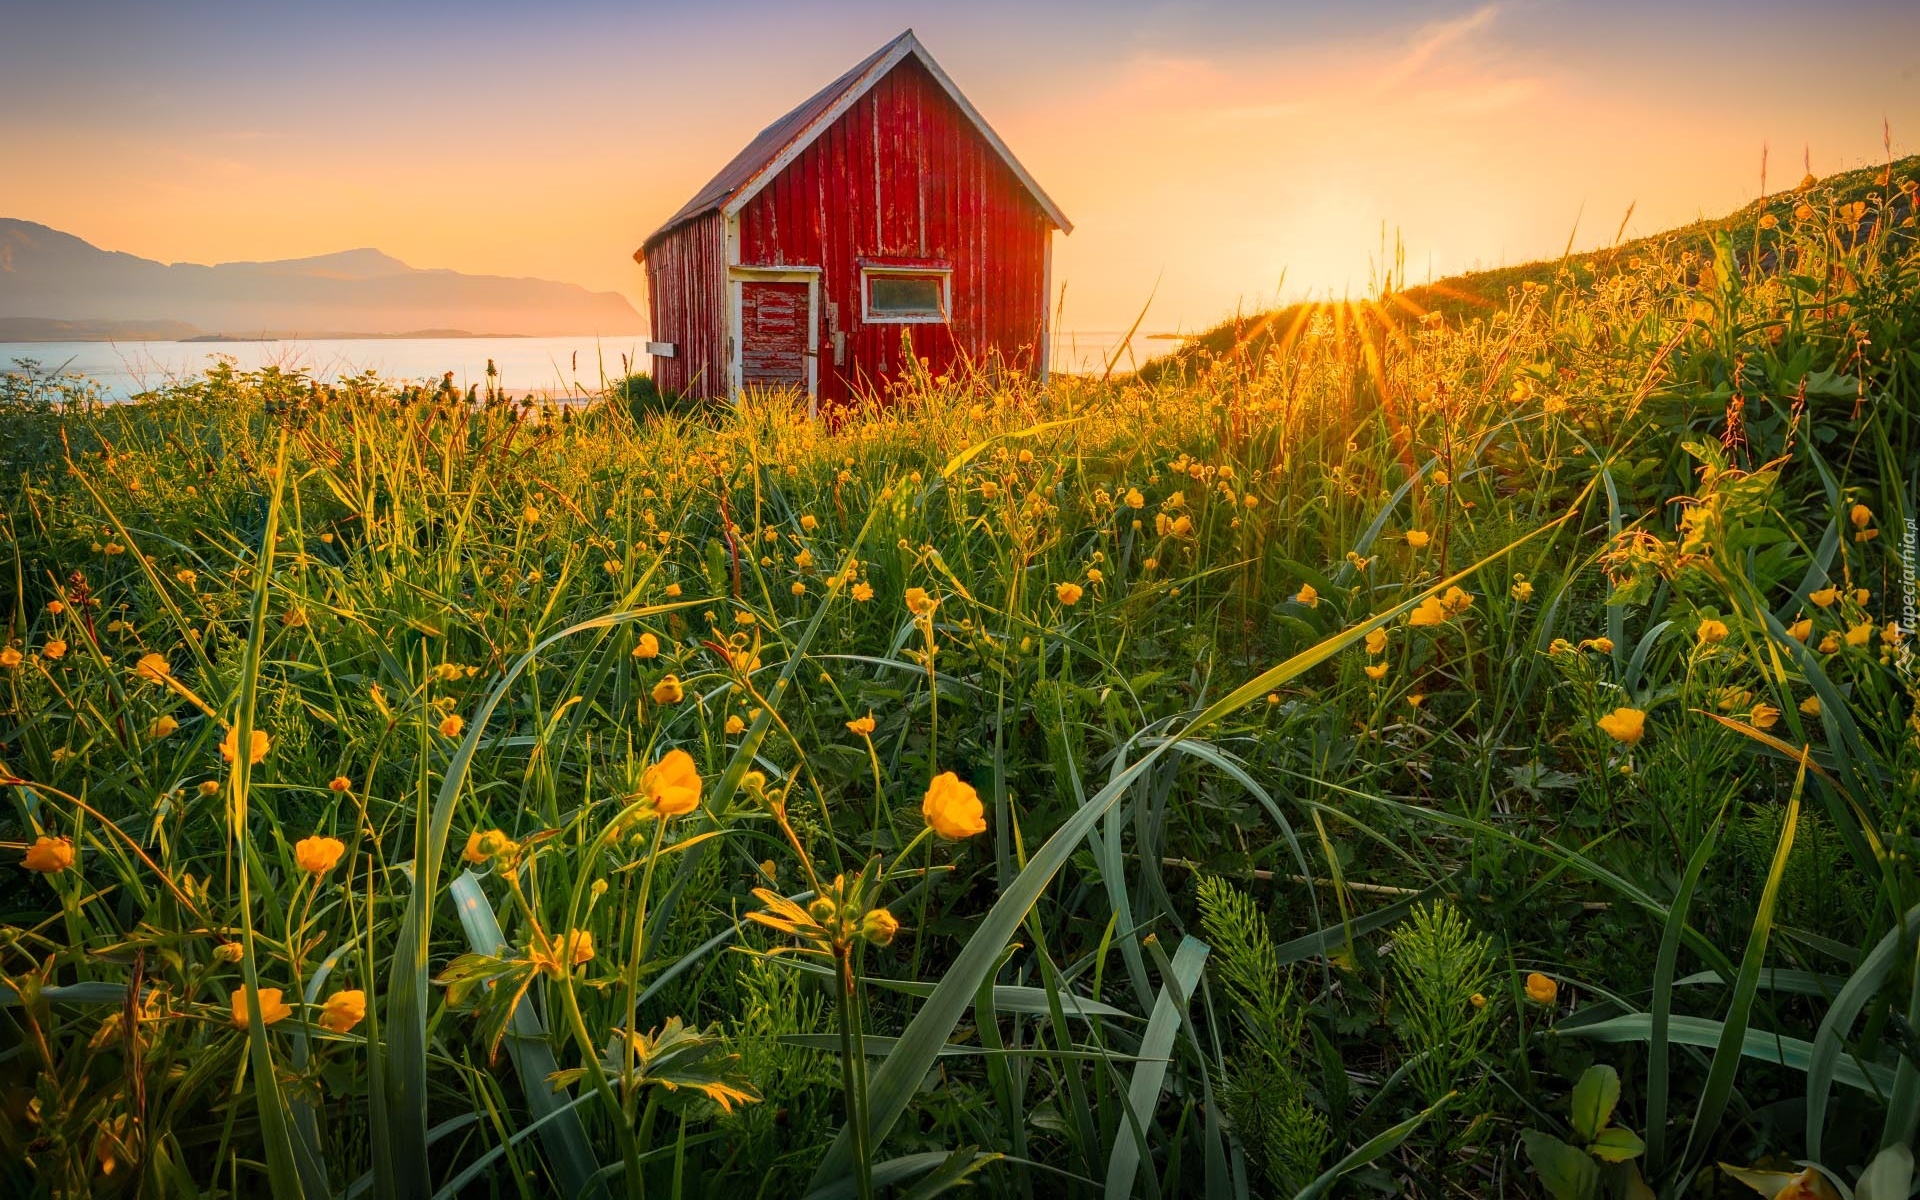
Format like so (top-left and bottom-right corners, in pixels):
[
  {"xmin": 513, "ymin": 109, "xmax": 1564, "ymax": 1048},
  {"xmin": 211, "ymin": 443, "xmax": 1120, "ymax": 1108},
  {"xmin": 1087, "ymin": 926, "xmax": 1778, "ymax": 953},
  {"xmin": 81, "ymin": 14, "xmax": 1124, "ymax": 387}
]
[{"xmin": 869, "ymin": 275, "xmax": 943, "ymax": 316}]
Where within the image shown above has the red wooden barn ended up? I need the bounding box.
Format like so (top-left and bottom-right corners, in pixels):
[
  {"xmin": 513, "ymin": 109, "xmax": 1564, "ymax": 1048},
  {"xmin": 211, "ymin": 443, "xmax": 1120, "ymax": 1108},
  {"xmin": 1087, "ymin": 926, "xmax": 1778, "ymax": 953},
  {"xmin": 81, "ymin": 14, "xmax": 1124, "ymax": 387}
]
[{"xmin": 635, "ymin": 30, "xmax": 1071, "ymax": 411}]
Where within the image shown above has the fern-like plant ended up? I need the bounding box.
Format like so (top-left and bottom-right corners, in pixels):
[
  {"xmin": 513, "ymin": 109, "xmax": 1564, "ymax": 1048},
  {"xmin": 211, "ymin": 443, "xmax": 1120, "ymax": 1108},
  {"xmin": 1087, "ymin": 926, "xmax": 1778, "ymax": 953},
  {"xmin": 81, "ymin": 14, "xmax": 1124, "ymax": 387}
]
[
  {"xmin": 1388, "ymin": 901, "xmax": 1496, "ymax": 1106},
  {"xmin": 1196, "ymin": 875, "xmax": 1332, "ymax": 1192}
]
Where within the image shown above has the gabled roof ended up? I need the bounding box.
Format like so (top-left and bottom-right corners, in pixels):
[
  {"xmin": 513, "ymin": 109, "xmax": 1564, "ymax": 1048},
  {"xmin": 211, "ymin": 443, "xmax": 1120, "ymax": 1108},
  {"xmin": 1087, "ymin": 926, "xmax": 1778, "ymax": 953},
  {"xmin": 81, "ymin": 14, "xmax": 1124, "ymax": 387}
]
[{"xmin": 637, "ymin": 30, "xmax": 1070, "ymax": 259}]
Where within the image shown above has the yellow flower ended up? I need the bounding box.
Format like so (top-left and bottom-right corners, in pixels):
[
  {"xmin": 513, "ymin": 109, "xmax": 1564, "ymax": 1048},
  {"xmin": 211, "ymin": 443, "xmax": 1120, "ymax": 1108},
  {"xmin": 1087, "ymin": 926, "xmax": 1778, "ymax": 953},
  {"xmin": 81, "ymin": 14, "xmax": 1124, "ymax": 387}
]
[
  {"xmin": 724, "ymin": 714, "xmax": 746, "ymax": 735},
  {"xmin": 1086, "ymin": 568, "xmax": 1104, "ymax": 584},
  {"xmin": 1431, "ymin": 469, "xmax": 1450, "ymax": 486},
  {"xmin": 860, "ymin": 907, "xmax": 899, "ymax": 947},
  {"xmin": 631, "ymin": 632, "xmax": 661, "ymax": 659},
  {"xmin": 800, "ymin": 514, "xmax": 818, "ymax": 531},
  {"xmin": 294, "ymin": 835, "xmax": 346, "ymax": 875},
  {"xmin": 1849, "ymin": 503, "xmax": 1873, "ymax": 529},
  {"xmin": 231, "ymin": 987, "xmax": 293, "ymax": 1029},
  {"xmin": 1810, "ymin": 587, "xmax": 1839, "ymax": 608},
  {"xmin": 852, "ymin": 581, "xmax": 874, "ymax": 602},
  {"xmin": 665, "ymin": 583, "xmax": 682, "ymax": 597},
  {"xmin": 642, "ymin": 748, "xmax": 702, "ymax": 816},
  {"xmin": 1170, "ymin": 515, "xmax": 1193, "ymax": 537},
  {"xmin": 1697, "ymin": 618, "xmax": 1730, "ymax": 644},
  {"xmin": 1365, "ymin": 628, "xmax": 1389, "ymax": 655},
  {"xmin": 329, "ymin": 775, "xmax": 352, "ymax": 792},
  {"xmin": 23, "ymin": 836, "xmax": 75, "ymax": 873},
  {"xmin": 318, "ymin": 989, "xmax": 366, "ymax": 1033},
  {"xmin": 219, "ymin": 726, "xmax": 271, "ymax": 765},
  {"xmin": 1295, "ymin": 583, "xmax": 1318, "ymax": 607},
  {"xmin": 438, "ymin": 714, "xmax": 465, "ymax": 738},
  {"xmin": 1525, "ymin": 973, "xmax": 1559, "ymax": 1005},
  {"xmin": 1124, "ymin": 488, "xmax": 1145, "ymax": 507},
  {"xmin": 1056, "ymin": 582, "xmax": 1085, "ymax": 606},
  {"xmin": 1596, "ymin": 707, "xmax": 1646, "ymax": 745},
  {"xmin": 0, "ymin": 647, "xmax": 21, "ymax": 669},
  {"xmin": 1441, "ymin": 586, "xmax": 1473, "ymax": 614},
  {"xmin": 1852, "ymin": 588, "xmax": 1870, "ymax": 606},
  {"xmin": 1142, "ymin": 557, "xmax": 1158, "ymax": 571},
  {"xmin": 847, "ymin": 713, "xmax": 876, "ymax": 736},
  {"xmin": 1364, "ymin": 663, "xmax": 1389, "ymax": 680},
  {"xmin": 464, "ymin": 829, "xmax": 502, "ymax": 864},
  {"xmin": 790, "ymin": 581, "xmax": 807, "ymax": 596},
  {"xmin": 1818, "ymin": 633, "xmax": 1840, "ymax": 653},
  {"xmin": 1582, "ymin": 637, "xmax": 1614, "ymax": 654},
  {"xmin": 1799, "ymin": 695, "xmax": 1822, "ymax": 716},
  {"xmin": 198, "ymin": 781, "xmax": 221, "ymax": 797},
  {"xmin": 922, "ymin": 772, "xmax": 986, "ymax": 839},
  {"xmin": 1845, "ymin": 622, "xmax": 1873, "ymax": 648},
  {"xmin": 43, "ymin": 639, "xmax": 68, "ymax": 660},
  {"xmin": 652, "ymin": 675, "xmax": 684, "ymax": 704},
  {"xmin": 530, "ymin": 930, "xmax": 596, "ymax": 978},
  {"xmin": 1470, "ymin": 992, "xmax": 1487, "ymax": 1008},
  {"xmin": 151, "ymin": 714, "xmax": 180, "ymax": 739},
  {"xmin": 46, "ymin": 600, "xmax": 65, "ymax": 616},
  {"xmin": 1406, "ymin": 693, "xmax": 1426, "ymax": 709},
  {"xmin": 1406, "ymin": 530, "xmax": 1431, "ymax": 549},
  {"xmin": 905, "ymin": 587, "xmax": 937, "ymax": 617},
  {"xmin": 523, "ymin": 505, "xmax": 540, "ymax": 525},
  {"xmin": 1750, "ymin": 703, "xmax": 1781, "ymax": 730},
  {"xmin": 1787, "ymin": 618, "xmax": 1812, "ymax": 642},
  {"xmin": 1511, "ymin": 579, "xmax": 1535, "ymax": 602},
  {"xmin": 1407, "ymin": 597, "xmax": 1448, "ymax": 627}
]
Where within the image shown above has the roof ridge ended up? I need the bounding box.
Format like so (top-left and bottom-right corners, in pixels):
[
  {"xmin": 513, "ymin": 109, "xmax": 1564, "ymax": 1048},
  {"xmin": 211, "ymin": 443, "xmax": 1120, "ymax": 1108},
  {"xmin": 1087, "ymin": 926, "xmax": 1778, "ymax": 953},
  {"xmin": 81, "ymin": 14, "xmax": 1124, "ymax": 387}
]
[{"xmin": 637, "ymin": 30, "xmax": 1067, "ymax": 258}]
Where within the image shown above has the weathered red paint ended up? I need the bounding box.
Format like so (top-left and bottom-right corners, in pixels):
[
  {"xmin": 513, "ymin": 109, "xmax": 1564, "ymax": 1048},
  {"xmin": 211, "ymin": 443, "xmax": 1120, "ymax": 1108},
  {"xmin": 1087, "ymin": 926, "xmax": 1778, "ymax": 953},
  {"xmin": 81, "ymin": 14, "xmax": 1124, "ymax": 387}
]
[
  {"xmin": 637, "ymin": 30, "xmax": 1069, "ymax": 409},
  {"xmin": 739, "ymin": 281, "xmax": 810, "ymax": 388}
]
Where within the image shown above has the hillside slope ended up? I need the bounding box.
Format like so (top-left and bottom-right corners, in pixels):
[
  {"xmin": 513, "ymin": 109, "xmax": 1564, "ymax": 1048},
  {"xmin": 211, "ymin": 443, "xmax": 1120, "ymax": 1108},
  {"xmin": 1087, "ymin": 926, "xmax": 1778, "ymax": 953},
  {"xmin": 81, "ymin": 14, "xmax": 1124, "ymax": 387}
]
[
  {"xmin": 1142, "ymin": 154, "xmax": 1919, "ymax": 380},
  {"xmin": 0, "ymin": 220, "xmax": 645, "ymax": 339}
]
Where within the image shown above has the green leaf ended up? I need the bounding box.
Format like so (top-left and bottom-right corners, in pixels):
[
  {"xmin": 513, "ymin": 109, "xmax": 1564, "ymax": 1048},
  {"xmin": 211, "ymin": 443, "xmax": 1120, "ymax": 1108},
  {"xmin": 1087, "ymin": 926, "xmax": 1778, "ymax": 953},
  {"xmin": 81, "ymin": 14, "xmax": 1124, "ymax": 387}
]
[
  {"xmin": 447, "ymin": 871, "xmax": 606, "ymax": 1199},
  {"xmin": 1570, "ymin": 1064, "xmax": 1621, "ymax": 1143},
  {"xmin": 1105, "ymin": 936, "xmax": 1209, "ymax": 1200},
  {"xmin": 1587, "ymin": 1126, "xmax": 1645, "ymax": 1163},
  {"xmin": 1854, "ymin": 1145, "xmax": 1915, "ymax": 1200},
  {"xmin": 1560, "ymin": 1012, "xmax": 1896, "ymax": 1093},
  {"xmin": 1294, "ymin": 1093, "xmax": 1453, "ymax": 1200},
  {"xmin": 1680, "ymin": 763, "xmax": 1804, "ymax": 1173},
  {"xmin": 808, "ymin": 508, "xmax": 1586, "ymax": 1190},
  {"xmin": 1521, "ymin": 1129, "xmax": 1601, "ymax": 1200},
  {"xmin": 1807, "ymin": 901, "xmax": 1920, "ymax": 1159}
]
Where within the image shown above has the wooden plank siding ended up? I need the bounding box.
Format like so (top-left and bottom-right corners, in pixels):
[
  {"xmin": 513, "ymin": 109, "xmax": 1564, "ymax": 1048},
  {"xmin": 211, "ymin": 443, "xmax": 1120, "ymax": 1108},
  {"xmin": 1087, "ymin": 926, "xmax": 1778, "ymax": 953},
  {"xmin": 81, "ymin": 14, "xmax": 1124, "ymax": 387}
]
[
  {"xmin": 639, "ymin": 34, "xmax": 1062, "ymax": 408},
  {"xmin": 733, "ymin": 56, "xmax": 1051, "ymax": 406},
  {"xmin": 642, "ymin": 212, "xmax": 727, "ymax": 397}
]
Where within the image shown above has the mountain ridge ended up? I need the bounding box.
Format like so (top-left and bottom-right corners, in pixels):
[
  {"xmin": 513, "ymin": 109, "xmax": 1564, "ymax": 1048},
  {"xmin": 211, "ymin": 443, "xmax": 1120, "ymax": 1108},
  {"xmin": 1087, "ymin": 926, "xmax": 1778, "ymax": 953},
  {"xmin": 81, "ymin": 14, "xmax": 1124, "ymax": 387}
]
[{"xmin": 0, "ymin": 220, "xmax": 645, "ymax": 340}]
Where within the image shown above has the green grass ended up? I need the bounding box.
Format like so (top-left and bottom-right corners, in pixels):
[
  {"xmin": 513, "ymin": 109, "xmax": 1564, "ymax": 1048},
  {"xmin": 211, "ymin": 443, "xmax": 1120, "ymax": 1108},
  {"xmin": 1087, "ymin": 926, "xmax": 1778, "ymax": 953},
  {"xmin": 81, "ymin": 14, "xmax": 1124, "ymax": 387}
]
[{"xmin": 1, "ymin": 160, "xmax": 1917, "ymax": 1199}]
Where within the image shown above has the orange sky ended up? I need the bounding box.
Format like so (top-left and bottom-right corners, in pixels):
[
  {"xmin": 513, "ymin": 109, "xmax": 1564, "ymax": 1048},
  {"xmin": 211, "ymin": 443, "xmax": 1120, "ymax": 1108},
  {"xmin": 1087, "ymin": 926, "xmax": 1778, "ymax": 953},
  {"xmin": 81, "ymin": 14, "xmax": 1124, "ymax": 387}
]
[{"xmin": 4, "ymin": 1, "xmax": 1917, "ymax": 333}]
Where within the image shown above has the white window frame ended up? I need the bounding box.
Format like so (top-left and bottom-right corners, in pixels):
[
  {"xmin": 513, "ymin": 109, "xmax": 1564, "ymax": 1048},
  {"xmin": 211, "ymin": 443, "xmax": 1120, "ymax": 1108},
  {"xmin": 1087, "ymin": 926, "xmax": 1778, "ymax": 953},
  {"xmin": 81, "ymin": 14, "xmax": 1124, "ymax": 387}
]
[{"xmin": 861, "ymin": 265, "xmax": 951, "ymax": 325}]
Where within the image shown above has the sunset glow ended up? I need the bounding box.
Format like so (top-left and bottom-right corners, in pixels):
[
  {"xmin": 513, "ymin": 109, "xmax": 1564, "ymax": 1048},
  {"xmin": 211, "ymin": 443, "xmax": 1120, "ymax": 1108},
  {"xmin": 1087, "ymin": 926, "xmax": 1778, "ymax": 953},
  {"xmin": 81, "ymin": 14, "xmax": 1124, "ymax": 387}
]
[{"xmin": 4, "ymin": 0, "xmax": 1917, "ymax": 332}]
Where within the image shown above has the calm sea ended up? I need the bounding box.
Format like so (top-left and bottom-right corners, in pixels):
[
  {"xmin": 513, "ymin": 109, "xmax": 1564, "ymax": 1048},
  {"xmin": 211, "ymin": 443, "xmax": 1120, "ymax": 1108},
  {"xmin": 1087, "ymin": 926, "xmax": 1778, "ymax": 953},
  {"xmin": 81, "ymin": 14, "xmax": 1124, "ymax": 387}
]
[{"xmin": 2, "ymin": 331, "xmax": 1181, "ymax": 400}]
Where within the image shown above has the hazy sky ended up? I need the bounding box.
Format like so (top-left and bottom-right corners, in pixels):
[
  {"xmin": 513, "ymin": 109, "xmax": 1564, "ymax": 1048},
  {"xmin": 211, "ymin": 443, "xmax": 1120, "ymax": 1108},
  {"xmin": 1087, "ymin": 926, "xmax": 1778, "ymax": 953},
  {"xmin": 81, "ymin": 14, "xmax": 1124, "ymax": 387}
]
[{"xmin": 4, "ymin": 0, "xmax": 1917, "ymax": 332}]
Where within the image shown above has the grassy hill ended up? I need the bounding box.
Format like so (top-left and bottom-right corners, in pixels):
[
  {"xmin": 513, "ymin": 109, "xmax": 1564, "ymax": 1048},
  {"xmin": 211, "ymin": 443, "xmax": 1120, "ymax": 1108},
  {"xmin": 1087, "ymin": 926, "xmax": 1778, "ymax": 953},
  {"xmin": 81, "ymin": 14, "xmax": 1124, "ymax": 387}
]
[
  {"xmin": 1, "ymin": 157, "xmax": 1916, "ymax": 1198},
  {"xmin": 1141, "ymin": 153, "xmax": 1919, "ymax": 381}
]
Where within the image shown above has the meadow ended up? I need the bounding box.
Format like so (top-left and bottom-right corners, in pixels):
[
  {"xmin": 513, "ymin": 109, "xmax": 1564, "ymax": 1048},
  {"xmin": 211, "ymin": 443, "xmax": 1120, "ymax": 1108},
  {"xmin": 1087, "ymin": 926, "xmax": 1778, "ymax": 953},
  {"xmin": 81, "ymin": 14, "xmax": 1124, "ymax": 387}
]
[{"xmin": 1, "ymin": 162, "xmax": 1917, "ymax": 1199}]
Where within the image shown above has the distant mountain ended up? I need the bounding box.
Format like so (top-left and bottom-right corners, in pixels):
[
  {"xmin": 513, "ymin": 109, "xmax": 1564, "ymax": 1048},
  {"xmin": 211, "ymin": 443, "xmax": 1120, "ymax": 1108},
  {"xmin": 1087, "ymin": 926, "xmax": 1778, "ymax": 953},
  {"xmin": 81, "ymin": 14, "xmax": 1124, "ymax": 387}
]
[{"xmin": 0, "ymin": 220, "xmax": 645, "ymax": 340}]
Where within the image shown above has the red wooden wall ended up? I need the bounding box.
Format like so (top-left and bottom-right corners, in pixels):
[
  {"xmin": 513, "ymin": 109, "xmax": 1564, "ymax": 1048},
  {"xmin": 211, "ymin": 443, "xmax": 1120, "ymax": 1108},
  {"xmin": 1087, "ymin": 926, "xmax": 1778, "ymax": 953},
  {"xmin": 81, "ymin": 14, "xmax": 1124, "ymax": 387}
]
[
  {"xmin": 647, "ymin": 55, "xmax": 1054, "ymax": 405},
  {"xmin": 643, "ymin": 211, "xmax": 727, "ymax": 398},
  {"xmin": 736, "ymin": 56, "xmax": 1051, "ymax": 404}
]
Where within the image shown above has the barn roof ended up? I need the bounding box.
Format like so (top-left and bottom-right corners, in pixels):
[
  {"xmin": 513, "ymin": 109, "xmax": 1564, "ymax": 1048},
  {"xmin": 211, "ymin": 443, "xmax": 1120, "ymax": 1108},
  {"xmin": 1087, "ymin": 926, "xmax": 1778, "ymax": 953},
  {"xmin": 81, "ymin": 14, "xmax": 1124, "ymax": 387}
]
[{"xmin": 637, "ymin": 30, "xmax": 1070, "ymax": 259}]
